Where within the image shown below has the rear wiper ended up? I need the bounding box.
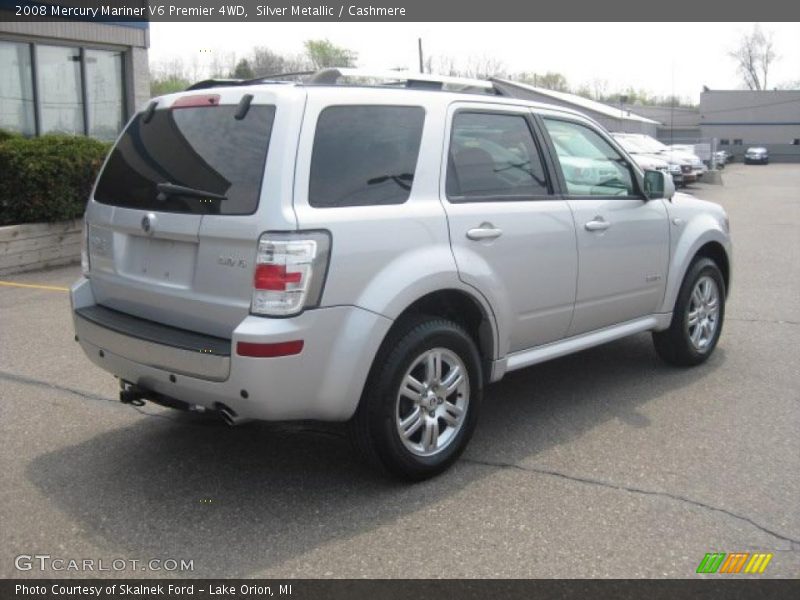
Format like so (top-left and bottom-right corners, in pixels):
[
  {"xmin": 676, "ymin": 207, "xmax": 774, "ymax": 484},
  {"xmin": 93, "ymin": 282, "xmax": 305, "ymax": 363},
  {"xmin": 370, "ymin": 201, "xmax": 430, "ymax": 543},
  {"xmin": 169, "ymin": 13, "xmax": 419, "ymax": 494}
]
[{"xmin": 156, "ymin": 182, "xmax": 227, "ymax": 202}]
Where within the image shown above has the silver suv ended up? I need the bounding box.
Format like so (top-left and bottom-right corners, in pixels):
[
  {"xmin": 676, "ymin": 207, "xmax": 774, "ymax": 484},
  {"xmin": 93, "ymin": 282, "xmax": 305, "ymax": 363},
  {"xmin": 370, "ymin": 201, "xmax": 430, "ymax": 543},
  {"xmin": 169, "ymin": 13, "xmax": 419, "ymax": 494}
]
[{"xmin": 72, "ymin": 69, "xmax": 732, "ymax": 480}]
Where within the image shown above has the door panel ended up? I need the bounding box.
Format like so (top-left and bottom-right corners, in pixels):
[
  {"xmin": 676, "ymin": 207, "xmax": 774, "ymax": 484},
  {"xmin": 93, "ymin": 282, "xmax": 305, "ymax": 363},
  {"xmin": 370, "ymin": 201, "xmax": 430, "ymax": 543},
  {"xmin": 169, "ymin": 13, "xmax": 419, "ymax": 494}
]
[
  {"xmin": 567, "ymin": 198, "xmax": 669, "ymax": 334},
  {"xmin": 442, "ymin": 106, "xmax": 578, "ymax": 353},
  {"xmin": 539, "ymin": 116, "xmax": 670, "ymax": 336},
  {"xmin": 446, "ymin": 202, "xmax": 578, "ymax": 352}
]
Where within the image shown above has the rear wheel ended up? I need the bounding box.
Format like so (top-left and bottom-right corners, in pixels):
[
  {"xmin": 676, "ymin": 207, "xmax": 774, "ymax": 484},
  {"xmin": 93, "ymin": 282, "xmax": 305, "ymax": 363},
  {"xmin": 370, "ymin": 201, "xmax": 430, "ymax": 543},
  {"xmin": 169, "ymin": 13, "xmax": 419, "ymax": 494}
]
[
  {"xmin": 349, "ymin": 316, "xmax": 482, "ymax": 480},
  {"xmin": 653, "ymin": 257, "xmax": 725, "ymax": 366}
]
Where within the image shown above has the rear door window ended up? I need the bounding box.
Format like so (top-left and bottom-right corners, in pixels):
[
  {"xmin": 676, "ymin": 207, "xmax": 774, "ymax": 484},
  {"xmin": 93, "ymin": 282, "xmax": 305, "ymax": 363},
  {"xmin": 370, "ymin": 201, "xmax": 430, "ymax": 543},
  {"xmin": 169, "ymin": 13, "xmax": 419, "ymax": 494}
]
[
  {"xmin": 446, "ymin": 111, "xmax": 550, "ymax": 201},
  {"xmin": 309, "ymin": 105, "xmax": 425, "ymax": 208},
  {"xmin": 94, "ymin": 103, "xmax": 275, "ymax": 215}
]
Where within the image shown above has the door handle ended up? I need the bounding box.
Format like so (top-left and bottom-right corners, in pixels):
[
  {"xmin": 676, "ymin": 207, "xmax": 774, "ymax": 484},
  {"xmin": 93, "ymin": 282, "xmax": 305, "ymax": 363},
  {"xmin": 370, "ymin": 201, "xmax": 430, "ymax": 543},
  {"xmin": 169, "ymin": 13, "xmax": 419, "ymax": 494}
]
[
  {"xmin": 466, "ymin": 226, "xmax": 503, "ymax": 241},
  {"xmin": 584, "ymin": 217, "xmax": 611, "ymax": 232}
]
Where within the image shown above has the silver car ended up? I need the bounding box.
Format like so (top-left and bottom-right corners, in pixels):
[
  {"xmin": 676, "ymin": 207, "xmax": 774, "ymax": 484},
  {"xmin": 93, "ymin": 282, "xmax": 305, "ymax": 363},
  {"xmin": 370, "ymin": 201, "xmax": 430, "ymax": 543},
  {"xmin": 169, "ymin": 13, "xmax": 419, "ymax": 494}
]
[
  {"xmin": 744, "ymin": 146, "xmax": 769, "ymax": 164},
  {"xmin": 72, "ymin": 68, "xmax": 732, "ymax": 480}
]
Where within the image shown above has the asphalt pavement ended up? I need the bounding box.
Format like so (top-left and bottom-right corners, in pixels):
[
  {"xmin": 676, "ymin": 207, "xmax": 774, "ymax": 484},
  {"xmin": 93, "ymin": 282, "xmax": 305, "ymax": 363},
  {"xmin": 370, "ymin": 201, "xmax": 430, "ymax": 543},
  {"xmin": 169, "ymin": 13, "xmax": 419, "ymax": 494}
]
[{"xmin": 1, "ymin": 163, "xmax": 798, "ymax": 578}]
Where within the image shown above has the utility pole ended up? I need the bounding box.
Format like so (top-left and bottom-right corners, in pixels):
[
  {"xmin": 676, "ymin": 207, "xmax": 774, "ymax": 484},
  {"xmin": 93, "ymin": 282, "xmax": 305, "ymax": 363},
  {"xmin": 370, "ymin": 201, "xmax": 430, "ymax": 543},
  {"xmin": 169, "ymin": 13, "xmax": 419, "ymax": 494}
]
[
  {"xmin": 619, "ymin": 94, "xmax": 628, "ymax": 129},
  {"xmin": 418, "ymin": 38, "xmax": 424, "ymax": 74}
]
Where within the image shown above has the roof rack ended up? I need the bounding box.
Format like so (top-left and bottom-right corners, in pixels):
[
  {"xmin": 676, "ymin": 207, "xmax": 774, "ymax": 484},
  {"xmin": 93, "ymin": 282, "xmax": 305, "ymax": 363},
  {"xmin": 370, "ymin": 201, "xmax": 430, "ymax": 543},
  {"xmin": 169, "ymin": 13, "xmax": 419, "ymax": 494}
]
[
  {"xmin": 307, "ymin": 68, "xmax": 506, "ymax": 95},
  {"xmin": 185, "ymin": 68, "xmax": 507, "ymax": 95}
]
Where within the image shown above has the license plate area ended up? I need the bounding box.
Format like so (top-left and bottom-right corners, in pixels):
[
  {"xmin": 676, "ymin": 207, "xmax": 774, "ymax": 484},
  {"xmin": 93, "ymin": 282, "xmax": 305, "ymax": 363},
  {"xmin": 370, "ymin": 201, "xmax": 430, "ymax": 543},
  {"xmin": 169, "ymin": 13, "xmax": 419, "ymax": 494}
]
[{"xmin": 120, "ymin": 235, "xmax": 197, "ymax": 288}]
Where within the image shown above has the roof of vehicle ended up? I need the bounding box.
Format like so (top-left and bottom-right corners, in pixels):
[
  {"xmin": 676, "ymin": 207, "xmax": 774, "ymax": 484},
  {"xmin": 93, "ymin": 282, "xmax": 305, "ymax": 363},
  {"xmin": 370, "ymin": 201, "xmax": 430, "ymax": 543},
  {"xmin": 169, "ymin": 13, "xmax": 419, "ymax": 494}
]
[{"xmin": 176, "ymin": 68, "xmax": 600, "ymax": 124}]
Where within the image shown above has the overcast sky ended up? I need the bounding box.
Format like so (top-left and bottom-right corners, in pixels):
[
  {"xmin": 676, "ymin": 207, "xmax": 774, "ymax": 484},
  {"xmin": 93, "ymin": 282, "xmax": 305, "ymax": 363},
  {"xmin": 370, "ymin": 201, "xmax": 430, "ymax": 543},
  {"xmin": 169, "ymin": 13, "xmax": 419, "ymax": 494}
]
[{"xmin": 149, "ymin": 22, "xmax": 800, "ymax": 101}]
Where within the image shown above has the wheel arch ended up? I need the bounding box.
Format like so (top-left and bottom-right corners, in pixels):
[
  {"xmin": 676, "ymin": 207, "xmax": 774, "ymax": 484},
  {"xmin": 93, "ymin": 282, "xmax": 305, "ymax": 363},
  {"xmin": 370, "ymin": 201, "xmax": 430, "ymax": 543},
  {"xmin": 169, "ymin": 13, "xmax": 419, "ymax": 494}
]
[
  {"xmin": 377, "ymin": 288, "xmax": 498, "ymax": 382},
  {"xmin": 694, "ymin": 241, "xmax": 730, "ymax": 297},
  {"xmin": 660, "ymin": 223, "xmax": 732, "ymax": 315}
]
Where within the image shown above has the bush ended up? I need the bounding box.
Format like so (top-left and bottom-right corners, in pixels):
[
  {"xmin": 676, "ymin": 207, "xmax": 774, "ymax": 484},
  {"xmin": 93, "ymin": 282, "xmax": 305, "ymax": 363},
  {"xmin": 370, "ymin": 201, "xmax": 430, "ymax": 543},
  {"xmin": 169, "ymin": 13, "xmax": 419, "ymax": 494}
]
[
  {"xmin": 0, "ymin": 129, "xmax": 21, "ymax": 143},
  {"xmin": 0, "ymin": 134, "xmax": 111, "ymax": 226}
]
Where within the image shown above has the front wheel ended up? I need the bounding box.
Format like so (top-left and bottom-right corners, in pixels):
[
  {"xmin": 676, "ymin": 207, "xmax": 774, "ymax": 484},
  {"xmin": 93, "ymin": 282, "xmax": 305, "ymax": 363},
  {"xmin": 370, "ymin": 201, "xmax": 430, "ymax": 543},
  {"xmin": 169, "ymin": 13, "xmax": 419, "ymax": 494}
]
[
  {"xmin": 349, "ymin": 316, "xmax": 482, "ymax": 480},
  {"xmin": 653, "ymin": 257, "xmax": 726, "ymax": 366}
]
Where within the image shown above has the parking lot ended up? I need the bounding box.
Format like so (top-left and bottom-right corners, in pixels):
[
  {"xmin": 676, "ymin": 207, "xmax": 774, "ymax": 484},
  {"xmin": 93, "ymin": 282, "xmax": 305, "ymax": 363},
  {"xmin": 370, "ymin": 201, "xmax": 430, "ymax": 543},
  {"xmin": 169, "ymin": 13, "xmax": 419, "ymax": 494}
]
[{"xmin": 1, "ymin": 163, "xmax": 798, "ymax": 578}]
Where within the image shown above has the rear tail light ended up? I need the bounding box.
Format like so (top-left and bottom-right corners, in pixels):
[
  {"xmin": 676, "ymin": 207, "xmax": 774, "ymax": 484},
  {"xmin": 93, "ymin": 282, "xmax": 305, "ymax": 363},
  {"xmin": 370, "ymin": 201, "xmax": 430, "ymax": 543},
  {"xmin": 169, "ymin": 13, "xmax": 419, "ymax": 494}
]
[
  {"xmin": 251, "ymin": 231, "xmax": 331, "ymax": 317},
  {"xmin": 172, "ymin": 94, "xmax": 220, "ymax": 109}
]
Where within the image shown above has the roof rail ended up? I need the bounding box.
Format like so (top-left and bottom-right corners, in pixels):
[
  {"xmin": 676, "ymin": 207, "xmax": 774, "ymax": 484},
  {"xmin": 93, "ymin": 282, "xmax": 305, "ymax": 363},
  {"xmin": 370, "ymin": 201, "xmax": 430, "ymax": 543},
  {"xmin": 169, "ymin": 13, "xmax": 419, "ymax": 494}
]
[
  {"xmin": 185, "ymin": 68, "xmax": 507, "ymax": 95},
  {"xmin": 308, "ymin": 67, "xmax": 505, "ymax": 95}
]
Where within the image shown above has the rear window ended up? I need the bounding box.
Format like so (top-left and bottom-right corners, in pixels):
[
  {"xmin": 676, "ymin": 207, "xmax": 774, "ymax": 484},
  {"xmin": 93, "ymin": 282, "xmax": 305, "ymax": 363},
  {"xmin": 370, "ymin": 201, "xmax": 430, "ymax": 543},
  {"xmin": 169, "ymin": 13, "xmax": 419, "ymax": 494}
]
[
  {"xmin": 309, "ymin": 105, "xmax": 425, "ymax": 208},
  {"xmin": 94, "ymin": 104, "xmax": 275, "ymax": 215}
]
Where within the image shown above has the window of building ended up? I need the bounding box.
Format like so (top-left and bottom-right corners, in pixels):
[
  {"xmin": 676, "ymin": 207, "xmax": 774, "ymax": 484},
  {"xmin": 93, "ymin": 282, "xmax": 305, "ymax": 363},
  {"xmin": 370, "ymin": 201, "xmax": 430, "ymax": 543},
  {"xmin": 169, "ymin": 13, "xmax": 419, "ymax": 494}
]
[
  {"xmin": 37, "ymin": 45, "xmax": 84, "ymax": 135},
  {"xmin": 0, "ymin": 39, "xmax": 126, "ymax": 138},
  {"xmin": 309, "ymin": 105, "xmax": 425, "ymax": 208},
  {"xmin": 85, "ymin": 49, "xmax": 125, "ymax": 140},
  {"xmin": 447, "ymin": 112, "xmax": 550, "ymax": 201},
  {"xmin": 733, "ymin": 139, "xmax": 743, "ymax": 145},
  {"xmin": 793, "ymin": 139, "xmax": 800, "ymax": 146},
  {"xmin": 0, "ymin": 40, "xmax": 35, "ymax": 135},
  {"xmin": 719, "ymin": 139, "xmax": 730, "ymax": 146}
]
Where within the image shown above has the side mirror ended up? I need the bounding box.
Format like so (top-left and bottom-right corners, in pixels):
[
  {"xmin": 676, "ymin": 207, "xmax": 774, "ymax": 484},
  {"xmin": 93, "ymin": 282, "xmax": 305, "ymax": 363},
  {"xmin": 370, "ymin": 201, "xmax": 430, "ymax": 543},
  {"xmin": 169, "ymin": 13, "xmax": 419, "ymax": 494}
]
[{"xmin": 643, "ymin": 169, "xmax": 675, "ymax": 200}]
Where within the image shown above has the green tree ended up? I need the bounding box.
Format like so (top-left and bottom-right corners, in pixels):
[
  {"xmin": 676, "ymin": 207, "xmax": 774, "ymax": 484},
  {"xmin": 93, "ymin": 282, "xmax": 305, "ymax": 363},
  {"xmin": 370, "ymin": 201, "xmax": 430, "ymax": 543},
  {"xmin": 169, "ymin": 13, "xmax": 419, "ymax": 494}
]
[
  {"xmin": 516, "ymin": 71, "xmax": 569, "ymax": 92},
  {"xmin": 232, "ymin": 58, "xmax": 254, "ymax": 79},
  {"xmin": 150, "ymin": 76, "xmax": 190, "ymax": 96},
  {"xmin": 303, "ymin": 39, "xmax": 357, "ymax": 69}
]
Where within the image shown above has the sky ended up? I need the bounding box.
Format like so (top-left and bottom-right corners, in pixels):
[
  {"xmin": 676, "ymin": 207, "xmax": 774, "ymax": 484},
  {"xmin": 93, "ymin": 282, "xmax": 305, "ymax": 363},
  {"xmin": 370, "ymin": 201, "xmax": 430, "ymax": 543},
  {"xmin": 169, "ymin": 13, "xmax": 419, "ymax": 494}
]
[{"xmin": 149, "ymin": 22, "xmax": 800, "ymax": 102}]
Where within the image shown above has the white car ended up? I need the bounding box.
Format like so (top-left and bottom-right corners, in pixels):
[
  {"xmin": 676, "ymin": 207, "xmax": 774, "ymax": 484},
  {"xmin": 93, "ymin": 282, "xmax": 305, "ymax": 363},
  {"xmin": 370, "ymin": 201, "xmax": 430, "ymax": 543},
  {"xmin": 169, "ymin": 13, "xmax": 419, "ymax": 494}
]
[
  {"xmin": 670, "ymin": 144, "xmax": 709, "ymax": 176},
  {"xmin": 612, "ymin": 133, "xmax": 683, "ymax": 185},
  {"xmin": 617, "ymin": 134, "xmax": 704, "ymax": 182}
]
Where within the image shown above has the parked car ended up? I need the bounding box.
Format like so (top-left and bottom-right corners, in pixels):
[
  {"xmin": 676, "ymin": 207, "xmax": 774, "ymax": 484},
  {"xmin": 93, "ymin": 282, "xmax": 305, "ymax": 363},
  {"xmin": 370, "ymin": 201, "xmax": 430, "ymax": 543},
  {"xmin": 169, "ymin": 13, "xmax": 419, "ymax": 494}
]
[
  {"xmin": 72, "ymin": 69, "xmax": 732, "ymax": 480},
  {"xmin": 744, "ymin": 146, "xmax": 769, "ymax": 164},
  {"xmin": 611, "ymin": 133, "xmax": 684, "ymax": 186},
  {"xmin": 619, "ymin": 134, "xmax": 703, "ymax": 182},
  {"xmin": 668, "ymin": 144, "xmax": 708, "ymax": 178}
]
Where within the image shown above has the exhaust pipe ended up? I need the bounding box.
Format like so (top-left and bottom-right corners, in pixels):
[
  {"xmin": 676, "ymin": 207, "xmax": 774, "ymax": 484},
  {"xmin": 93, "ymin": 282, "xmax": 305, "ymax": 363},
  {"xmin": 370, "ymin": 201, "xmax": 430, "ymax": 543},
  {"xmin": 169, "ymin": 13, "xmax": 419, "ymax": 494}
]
[{"xmin": 215, "ymin": 403, "xmax": 251, "ymax": 426}]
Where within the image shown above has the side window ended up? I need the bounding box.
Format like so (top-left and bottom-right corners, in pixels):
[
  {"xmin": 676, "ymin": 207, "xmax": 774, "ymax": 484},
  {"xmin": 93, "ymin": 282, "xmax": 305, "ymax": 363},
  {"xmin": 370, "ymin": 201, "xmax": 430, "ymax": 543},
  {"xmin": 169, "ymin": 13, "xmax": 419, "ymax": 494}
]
[
  {"xmin": 446, "ymin": 112, "xmax": 550, "ymax": 201},
  {"xmin": 309, "ymin": 105, "xmax": 425, "ymax": 208},
  {"xmin": 543, "ymin": 118, "xmax": 636, "ymax": 197}
]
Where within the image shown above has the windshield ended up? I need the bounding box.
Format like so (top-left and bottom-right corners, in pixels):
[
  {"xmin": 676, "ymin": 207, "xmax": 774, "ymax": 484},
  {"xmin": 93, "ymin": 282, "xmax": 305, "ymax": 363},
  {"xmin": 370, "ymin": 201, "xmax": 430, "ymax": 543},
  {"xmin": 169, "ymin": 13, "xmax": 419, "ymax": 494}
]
[{"xmin": 94, "ymin": 104, "xmax": 275, "ymax": 215}]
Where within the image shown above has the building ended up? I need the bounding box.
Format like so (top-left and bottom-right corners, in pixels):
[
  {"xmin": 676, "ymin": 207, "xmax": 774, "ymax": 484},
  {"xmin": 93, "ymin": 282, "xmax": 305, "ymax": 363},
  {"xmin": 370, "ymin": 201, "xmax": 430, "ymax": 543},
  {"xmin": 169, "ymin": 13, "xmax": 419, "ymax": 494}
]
[
  {"xmin": 0, "ymin": 9, "xmax": 149, "ymax": 140},
  {"xmin": 699, "ymin": 89, "xmax": 800, "ymax": 162},
  {"xmin": 492, "ymin": 79, "xmax": 659, "ymax": 136},
  {"xmin": 619, "ymin": 104, "xmax": 701, "ymax": 144}
]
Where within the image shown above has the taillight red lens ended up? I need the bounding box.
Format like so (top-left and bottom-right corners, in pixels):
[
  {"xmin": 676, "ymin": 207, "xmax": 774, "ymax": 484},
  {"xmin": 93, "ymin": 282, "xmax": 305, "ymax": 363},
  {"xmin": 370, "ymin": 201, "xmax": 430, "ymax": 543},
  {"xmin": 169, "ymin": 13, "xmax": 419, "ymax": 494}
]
[
  {"xmin": 254, "ymin": 264, "xmax": 302, "ymax": 291},
  {"xmin": 237, "ymin": 341, "xmax": 304, "ymax": 358}
]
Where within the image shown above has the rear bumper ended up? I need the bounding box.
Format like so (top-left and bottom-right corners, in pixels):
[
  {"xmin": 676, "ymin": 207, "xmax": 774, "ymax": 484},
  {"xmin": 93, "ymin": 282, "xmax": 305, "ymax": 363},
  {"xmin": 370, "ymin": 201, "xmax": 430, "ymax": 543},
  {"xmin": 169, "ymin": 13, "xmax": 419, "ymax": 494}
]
[{"xmin": 71, "ymin": 277, "xmax": 392, "ymax": 421}]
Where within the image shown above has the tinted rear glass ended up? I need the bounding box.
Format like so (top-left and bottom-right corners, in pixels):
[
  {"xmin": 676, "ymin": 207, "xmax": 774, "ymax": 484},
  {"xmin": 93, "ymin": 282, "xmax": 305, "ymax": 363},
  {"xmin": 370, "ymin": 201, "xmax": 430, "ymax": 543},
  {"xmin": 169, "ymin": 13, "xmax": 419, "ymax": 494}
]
[
  {"xmin": 309, "ymin": 105, "xmax": 425, "ymax": 208},
  {"xmin": 94, "ymin": 104, "xmax": 275, "ymax": 215}
]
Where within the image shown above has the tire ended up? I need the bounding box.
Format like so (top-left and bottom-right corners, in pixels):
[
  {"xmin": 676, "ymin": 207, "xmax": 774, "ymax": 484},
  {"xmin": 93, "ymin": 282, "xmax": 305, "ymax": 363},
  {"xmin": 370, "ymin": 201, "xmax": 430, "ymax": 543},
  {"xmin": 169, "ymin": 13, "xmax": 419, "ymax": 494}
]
[
  {"xmin": 349, "ymin": 315, "xmax": 483, "ymax": 481},
  {"xmin": 653, "ymin": 257, "xmax": 726, "ymax": 366}
]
